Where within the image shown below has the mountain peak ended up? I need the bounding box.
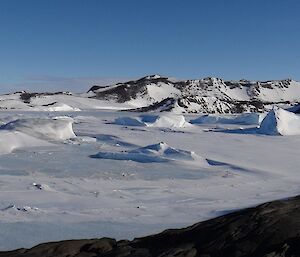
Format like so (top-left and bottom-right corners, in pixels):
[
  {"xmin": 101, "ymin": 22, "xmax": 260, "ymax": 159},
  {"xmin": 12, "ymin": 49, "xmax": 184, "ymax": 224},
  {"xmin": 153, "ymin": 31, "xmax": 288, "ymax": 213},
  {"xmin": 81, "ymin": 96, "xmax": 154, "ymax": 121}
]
[{"xmin": 144, "ymin": 74, "xmax": 162, "ymax": 79}]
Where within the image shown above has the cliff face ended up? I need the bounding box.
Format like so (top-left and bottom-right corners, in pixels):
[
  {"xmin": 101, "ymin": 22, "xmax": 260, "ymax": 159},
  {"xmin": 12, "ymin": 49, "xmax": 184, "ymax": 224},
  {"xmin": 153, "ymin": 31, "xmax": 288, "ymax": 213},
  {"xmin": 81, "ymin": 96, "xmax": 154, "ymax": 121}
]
[{"xmin": 2, "ymin": 195, "xmax": 300, "ymax": 257}]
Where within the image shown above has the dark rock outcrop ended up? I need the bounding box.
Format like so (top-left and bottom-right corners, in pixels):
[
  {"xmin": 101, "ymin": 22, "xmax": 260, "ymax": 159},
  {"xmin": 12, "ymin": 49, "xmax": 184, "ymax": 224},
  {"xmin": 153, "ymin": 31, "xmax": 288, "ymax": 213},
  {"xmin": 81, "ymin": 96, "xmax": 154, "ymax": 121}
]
[
  {"xmin": 89, "ymin": 75, "xmax": 172, "ymax": 103},
  {"xmin": 2, "ymin": 195, "xmax": 300, "ymax": 256},
  {"xmin": 126, "ymin": 97, "xmax": 178, "ymax": 112},
  {"xmin": 19, "ymin": 92, "xmax": 71, "ymax": 104}
]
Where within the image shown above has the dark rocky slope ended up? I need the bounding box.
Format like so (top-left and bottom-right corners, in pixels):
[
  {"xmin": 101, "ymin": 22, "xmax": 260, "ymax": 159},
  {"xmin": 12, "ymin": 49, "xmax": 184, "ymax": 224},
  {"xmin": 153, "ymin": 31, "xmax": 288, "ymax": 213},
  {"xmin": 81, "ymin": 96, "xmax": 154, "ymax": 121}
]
[{"xmin": 2, "ymin": 195, "xmax": 300, "ymax": 257}]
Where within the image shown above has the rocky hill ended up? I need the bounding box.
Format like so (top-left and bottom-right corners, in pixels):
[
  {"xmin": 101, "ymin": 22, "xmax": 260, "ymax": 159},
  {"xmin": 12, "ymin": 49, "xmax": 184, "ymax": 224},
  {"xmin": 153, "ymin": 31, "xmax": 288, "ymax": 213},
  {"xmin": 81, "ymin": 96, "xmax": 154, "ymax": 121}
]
[
  {"xmin": 2, "ymin": 195, "xmax": 300, "ymax": 257},
  {"xmin": 89, "ymin": 75, "xmax": 300, "ymax": 113}
]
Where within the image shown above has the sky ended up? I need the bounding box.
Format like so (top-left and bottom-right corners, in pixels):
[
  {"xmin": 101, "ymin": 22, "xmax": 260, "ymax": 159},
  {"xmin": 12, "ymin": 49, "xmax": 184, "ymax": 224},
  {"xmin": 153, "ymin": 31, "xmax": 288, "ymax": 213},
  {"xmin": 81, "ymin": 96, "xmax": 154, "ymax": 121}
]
[{"xmin": 0, "ymin": 0, "xmax": 299, "ymax": 93}]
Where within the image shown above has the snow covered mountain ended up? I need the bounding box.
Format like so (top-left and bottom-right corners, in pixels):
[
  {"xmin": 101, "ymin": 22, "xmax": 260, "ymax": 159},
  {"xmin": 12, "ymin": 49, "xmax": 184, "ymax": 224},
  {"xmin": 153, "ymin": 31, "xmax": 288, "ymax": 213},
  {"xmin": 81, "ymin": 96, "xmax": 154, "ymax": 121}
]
[
  {"xmin": 89, "ymin": 75, "xmax": 300, "ymax": 113},
  {"xmin": 0, "ymin": 90, "xmax": 132, "ymax": 111},
  {"xmin": 1, "ymin": 75, "xmax": 300, "ymax": 113}
]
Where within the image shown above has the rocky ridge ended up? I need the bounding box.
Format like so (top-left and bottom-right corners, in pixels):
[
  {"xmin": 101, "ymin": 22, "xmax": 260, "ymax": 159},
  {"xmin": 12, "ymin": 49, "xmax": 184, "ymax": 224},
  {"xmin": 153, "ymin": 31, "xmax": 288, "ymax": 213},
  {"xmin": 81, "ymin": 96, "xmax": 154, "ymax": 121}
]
[{"xmin": 89, "ymin": 75, "xmax": 300, "ymax": 113}]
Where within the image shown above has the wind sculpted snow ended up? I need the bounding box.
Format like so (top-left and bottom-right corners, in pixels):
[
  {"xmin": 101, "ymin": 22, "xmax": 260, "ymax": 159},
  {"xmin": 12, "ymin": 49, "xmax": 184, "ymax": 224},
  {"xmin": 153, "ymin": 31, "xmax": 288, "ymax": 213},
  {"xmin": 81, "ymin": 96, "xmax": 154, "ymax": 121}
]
[
  {"xmin": 0, "ymin": 116, "xmax": 76, "ymax": 154},
  {"xmin": 91, "ymin": 142, "xmax": 209, "ymax": 166},
  {"xmin": 112, "ymin": 114, "xmax": 192, "ymax": 128},
  {"xmin": 258, "ymin": 107, "xmax": 300, "ymax": 135},
  {"xmin": 0, "ymin": 110, "xmax": 300, "ymax": 250}
]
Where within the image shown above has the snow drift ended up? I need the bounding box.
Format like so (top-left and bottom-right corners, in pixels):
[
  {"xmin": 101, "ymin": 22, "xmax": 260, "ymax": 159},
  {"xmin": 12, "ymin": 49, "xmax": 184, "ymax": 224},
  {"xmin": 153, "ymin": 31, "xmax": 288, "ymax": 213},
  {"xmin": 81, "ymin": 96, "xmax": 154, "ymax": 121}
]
[
  {"xmin": 146, "ymin": 114, "xmax": 192, "ymax": 128},
  {"xmin": 113, "ymin": 114, "xmax": 192, "ymax": 128},
  {"xmin": 91, "ymin": 142, "xmax": 208, "ymax": 165},
  {"xmin": 191, "ymin": 113, "xmax": 264, "ymax": 125},
  {"xmin": 0, "ymin": 130, "xmax": 50, "ymax": 154},
  {"xmin": 258, "ymin": 108, "xmax": 300, "ymax": 136},
  {"xmin": 0, "ymin": 117, "xmax": 76, "ymax": 141}
]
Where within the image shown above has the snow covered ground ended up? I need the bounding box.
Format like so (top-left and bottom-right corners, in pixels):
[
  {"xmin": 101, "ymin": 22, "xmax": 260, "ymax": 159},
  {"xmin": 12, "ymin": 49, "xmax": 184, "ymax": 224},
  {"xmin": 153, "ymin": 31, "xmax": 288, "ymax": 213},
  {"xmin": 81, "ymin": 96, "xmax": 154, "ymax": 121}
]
[{"xmin": 0, "ymin": 109, "xmax": 300, "ymax": 250}]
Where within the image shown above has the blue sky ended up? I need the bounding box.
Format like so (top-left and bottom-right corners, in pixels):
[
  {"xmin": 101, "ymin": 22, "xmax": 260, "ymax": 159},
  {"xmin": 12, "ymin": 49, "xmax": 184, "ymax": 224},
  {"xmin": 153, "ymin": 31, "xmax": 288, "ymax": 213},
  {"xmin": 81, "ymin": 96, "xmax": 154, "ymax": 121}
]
[{"xmin": 0, "ymin": 0, "xmax": 299, "ymax": 92}]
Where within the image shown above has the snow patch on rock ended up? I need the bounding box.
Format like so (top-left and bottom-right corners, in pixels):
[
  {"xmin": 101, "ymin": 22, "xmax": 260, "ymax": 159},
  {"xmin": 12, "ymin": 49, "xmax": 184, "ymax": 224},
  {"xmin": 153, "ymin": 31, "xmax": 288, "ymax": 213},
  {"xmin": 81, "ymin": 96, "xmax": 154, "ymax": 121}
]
[
  {"xmin": 2, "ymin": 204, "xmax": 40, "ymax": 213},
  {"xmin": 36, "ymin": 103, "xmax": 81, "ymax": 112},
  {"xmin": 32, "ymin": 183, "xmax": 54, "ymax": 192}
]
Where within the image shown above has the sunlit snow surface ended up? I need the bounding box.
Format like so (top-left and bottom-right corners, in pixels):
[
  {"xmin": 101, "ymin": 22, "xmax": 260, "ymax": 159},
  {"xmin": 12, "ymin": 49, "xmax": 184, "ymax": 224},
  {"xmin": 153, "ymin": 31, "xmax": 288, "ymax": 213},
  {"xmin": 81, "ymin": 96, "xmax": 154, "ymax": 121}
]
[{"xmin": 0, "ymin": 110, "xmax": 300, "ymax": 250}]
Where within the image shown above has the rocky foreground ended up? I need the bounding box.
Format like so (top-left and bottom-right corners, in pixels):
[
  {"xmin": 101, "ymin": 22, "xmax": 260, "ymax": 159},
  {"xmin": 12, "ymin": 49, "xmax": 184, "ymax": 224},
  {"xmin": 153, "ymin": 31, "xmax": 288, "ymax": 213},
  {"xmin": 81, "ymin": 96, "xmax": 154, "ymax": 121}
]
[{"xmin": 1, "ymin": 195, "xmax": 300, "ymax": 257}]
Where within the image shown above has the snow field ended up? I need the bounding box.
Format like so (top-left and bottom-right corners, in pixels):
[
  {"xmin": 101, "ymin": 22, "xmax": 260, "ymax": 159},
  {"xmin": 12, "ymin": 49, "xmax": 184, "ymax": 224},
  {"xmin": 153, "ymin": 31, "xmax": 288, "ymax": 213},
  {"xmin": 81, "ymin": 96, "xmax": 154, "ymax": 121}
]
[{"xmin": 0, "ymin": 110, "xmax": 300, "ymax": 250}]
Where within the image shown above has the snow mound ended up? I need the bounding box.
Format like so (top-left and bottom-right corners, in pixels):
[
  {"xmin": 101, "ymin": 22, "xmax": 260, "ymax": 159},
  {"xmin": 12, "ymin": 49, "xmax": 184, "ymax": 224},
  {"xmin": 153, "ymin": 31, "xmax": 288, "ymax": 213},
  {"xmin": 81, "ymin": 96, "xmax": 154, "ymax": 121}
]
[
  {"xmin": 1, "ymin": 117, "xmax": 76, "ymax": 141},
  {"xmin": 113, "ymin": 114, "xmax": 192, "ymax": 128},
  {"xmin": 258, "ymin": 108, "xmax": 300, "ymax": 135},
  {"xmin": 146, "ymin": 114, "xmax": 192, "ymax": 128},
  {"xmin": 131, "ymin": 142, "xmax": 205, "ymax": 162},
  {"xmin": 91, "ymin": 142, "xmax": 209, "ymax": 165},
  {"xmin": 0, "ymin": 130, "xmax": 50, "ymax": 154},
  {"xmin": 191, "ymin": 113, "xmax": 264, "ymax": 125}
]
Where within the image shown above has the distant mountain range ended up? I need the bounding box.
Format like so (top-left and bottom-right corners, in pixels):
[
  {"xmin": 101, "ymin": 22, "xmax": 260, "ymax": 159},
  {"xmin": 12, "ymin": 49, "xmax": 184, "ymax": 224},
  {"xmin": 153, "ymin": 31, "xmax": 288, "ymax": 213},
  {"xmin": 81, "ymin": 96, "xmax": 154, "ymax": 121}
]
[
  {"xmin": 88, "ymin": 75, "xmax": 300, "ymax": 113},
  {"xmin": 1, "ymin": 75, "xmax": 300, "ymax": 113}
]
